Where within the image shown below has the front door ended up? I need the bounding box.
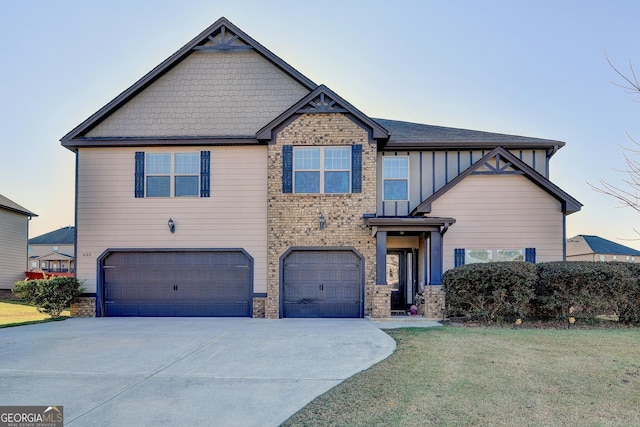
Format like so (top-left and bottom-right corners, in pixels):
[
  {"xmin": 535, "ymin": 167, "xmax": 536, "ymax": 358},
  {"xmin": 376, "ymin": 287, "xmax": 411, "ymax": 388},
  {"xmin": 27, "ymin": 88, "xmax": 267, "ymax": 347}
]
[{"xmin": 387, "ymin": 250, "xmax": 416, "ymax": 313}]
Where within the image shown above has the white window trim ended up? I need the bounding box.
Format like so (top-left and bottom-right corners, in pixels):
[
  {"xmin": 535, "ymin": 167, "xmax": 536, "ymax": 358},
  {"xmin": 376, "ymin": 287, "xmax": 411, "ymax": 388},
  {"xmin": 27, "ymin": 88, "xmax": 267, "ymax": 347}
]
[
  {"xmin": 293, "ymin": 146, "xmax": 351, "ymax": 194},
  {"xmin": 145, "ymin": 152, "xmax": 200, "ymax": 198},
  {"xmin": 382, "ymin": 155, "xmax": 409, "ymax": 201}
]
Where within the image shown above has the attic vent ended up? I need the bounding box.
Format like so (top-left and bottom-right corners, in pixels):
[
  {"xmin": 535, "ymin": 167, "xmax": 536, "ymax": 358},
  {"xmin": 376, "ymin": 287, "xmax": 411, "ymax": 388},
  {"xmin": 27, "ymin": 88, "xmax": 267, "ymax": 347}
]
[
  {"xmin": 193, "ymin": 25, "xmax": 253, "ymax": 51},
  {"xmin": 297, "ymin": 92, "xmax": 348, "ymax": 114}
]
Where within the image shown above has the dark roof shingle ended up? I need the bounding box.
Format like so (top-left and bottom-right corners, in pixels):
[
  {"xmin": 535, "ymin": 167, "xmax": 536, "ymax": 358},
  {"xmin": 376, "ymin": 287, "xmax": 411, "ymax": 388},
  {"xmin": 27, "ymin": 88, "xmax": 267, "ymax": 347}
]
[
  {"xmin": 29, "ymin": 226, "xmax": 75, "ymax": 245},
  {"xmin": 374, "ymin": 118, "xmax": 565, "ymax": 150}
]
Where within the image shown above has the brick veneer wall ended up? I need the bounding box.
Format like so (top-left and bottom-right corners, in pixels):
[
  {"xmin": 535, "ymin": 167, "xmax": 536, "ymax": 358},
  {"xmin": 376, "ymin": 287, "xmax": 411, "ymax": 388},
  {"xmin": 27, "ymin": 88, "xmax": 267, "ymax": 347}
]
[
  {"xmin": 252, "ymin": 297, "xmax": 266, "ymax": 318},
  {"xmin": 70, "ymin": 297, "xmax": 96, "ymax": 317},
  {"xmin": 266, "ymin": 113, "xmax": 385, "ymax": 318},
  {"xmin": 422, "ymin": 286, "xmax": 446, "ymax": 320}
]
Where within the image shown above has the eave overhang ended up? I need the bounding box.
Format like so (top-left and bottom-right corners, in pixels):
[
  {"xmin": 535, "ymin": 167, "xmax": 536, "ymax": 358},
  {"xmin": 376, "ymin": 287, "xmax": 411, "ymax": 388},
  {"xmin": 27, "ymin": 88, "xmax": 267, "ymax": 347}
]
[
  {"xmin": 61, "ymin": 136, "xmax": 261, "ymax": 151},
  {"xmin": 365, "ymin": 216, "xmax": 456, "ymax": 237}
]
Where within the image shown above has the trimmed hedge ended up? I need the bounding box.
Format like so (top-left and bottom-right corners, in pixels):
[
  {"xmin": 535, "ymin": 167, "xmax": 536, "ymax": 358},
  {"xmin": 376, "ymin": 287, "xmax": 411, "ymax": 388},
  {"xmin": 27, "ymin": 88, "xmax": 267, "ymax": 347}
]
[
  {"xmin": 13, "ymin": 276, "xmax": 84, "ymax": 318},
  {"xmin": 443, "ymin": 261, "xmax": 640, "ymax": 324},
  {"xmin": 442, "ymin": 262, "xmax": 537, "ymax": 322}
]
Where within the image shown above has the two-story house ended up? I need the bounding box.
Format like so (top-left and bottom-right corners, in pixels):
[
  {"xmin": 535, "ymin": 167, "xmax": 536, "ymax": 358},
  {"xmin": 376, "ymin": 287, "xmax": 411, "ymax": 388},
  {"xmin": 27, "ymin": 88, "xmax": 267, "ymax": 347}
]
[
  {"xmin": 61, "ymin": 17, "xmax": 581, "ymax": 318},
  {"xmin": 28, "ymin": 226, "xmax": 75, "ymax": 273}
]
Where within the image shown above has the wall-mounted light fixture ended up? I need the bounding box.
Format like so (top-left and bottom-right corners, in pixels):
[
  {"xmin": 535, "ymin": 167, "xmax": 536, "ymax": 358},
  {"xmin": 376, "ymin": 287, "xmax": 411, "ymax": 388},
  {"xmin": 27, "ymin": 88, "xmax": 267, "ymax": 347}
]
[
  {"xmin": 319, "ymin": 213, "xmax": 325, "ymax": 231},
  {"xmin": 168, "ymin": 218, "xmax": 175, "ymax": 234}
]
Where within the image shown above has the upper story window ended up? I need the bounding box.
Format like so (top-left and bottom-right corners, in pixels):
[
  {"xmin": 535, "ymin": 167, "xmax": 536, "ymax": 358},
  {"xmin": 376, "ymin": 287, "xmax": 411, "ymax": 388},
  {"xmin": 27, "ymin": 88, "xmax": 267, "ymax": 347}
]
[
  {"xmin": 383, "ymin": 157, "xmax": 408, "ymax": 200},
  {"xmin": 135, "ymin": 151, "xmax": 210, "ymax": 198},
  {"xmin": 293, "ymin": 147, "xmax": 351, "ymax": 194}
]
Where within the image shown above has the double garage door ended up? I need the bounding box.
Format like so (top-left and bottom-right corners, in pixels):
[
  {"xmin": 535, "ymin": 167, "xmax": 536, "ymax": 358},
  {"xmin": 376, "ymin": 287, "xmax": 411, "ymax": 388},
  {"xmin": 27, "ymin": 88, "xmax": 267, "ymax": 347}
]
[
  {"xmin": 282, "ymin": 249, "xmax": 364, "ymax": 318},
  {"xmin": 102, "ymin": 250, "xmax": 252, "ymax": 317}
]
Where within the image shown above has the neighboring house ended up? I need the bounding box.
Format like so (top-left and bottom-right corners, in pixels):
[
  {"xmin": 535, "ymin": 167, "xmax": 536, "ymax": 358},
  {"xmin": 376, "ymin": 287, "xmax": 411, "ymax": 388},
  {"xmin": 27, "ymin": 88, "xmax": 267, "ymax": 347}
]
[
  {"xmin": 0, "ymin": 193, "xmax": 37, "ymax": 289},
  {"xmin": 28, "ymin": 226, "xmax": 75, "ymax": 273},
  {"xmin": 566, "ymin": 235, "xmax": 640, "ymax": 262},
  {"xmin": 60, "ymin": 17, "xmax": 581, "ymax": 318}
]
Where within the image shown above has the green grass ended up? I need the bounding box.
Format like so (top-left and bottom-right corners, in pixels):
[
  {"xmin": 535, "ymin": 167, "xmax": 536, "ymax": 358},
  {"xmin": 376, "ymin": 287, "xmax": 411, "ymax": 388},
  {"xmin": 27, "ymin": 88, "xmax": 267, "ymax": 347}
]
[
  {"xmin": 282, "ymin": 326, "xmax": 640, "ymax": 427},
  {"xmin": 0, "ymin": 300, "xmax": 70, "ymax": 328}
]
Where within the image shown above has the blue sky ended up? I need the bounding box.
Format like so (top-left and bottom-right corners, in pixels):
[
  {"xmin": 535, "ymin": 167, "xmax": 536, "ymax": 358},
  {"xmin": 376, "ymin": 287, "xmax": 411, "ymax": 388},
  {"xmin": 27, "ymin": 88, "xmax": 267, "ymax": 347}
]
[{"xmin": 2, "ymin": 0, "xmax": 640, "ymax": 247}]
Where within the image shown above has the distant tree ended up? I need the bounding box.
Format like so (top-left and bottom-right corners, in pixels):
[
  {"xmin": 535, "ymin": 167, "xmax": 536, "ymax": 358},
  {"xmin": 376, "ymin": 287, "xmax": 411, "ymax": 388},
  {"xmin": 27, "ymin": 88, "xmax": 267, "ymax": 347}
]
[{"xmin": 590, "ymin": 55, "xmax": 640, "ymax": 219}]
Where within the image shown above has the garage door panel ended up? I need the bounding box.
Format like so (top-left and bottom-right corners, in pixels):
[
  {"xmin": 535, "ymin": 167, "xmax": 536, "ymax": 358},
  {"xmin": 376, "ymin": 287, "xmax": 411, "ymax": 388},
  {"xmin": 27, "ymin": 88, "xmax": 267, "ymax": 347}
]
[
  {"xmin": 103, "ymin": 250, "xmax": 252, "ymax": 317},
  {"xmin": 282, "ymin": 249, "xmax": 363, "ymax": 318}
]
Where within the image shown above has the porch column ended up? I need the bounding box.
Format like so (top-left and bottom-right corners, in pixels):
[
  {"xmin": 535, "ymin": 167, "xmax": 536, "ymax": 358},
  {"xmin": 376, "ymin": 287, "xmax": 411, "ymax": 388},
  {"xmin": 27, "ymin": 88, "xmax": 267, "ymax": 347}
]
[
  {"xmin": 430, "ymin": 231, "xmax": 443, "ymax": 285},
  {"xmin": 376, "ymin": 230, "xmax": 387, "ymax": 285}
]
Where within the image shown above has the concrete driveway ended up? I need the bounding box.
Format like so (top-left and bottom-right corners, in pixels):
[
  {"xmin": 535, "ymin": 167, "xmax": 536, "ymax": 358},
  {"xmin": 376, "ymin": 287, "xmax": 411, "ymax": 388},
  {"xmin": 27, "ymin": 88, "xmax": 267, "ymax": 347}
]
[{"xmin": 0, "ymin": 318, "xmax": 396, "ymax": 426}]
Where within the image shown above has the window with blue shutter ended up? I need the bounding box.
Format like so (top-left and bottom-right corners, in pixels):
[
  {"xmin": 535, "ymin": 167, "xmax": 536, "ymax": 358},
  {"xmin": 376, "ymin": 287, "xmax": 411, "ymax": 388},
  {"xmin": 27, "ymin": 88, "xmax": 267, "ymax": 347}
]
[
  {"xmin": 282, "ymin": 145, "xmax": 293, "ymax": 193},
  {"xmin": 200, "ymin": 151, "xmax": 210, "ymax": 197},
  {"xmin": 525, "ymin": 248, "xmax": 536, "ymax": 263},
  {"xmin": 135, "ymin": 151, "xmax": 209, "ymax": 198},
  {"xmin": 352, "ymin": 145, "xmax": 362, "ymax": 193},
  {"xmin": 454, "ymin": 248, "xmax": 465, "ymax": 267},
  {"xmin": 135, "ymin": 152, "xmax": 145, "ymax": 198}
]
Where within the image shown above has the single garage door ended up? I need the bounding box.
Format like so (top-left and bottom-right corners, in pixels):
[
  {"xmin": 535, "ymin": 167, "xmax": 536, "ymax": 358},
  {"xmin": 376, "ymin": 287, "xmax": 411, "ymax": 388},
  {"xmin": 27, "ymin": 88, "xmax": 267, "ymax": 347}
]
[
  {"xmin": 102, "ymin": 250, "xmax": 252, "ymax": 317},
  {"xmin": 282, "ymin": 249, "xmax": 363, "ymax": 318}
]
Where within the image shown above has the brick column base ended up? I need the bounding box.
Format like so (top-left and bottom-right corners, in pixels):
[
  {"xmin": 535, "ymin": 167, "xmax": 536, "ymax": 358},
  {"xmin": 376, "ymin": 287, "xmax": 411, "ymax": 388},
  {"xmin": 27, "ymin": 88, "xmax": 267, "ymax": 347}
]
[
  {"xmin": 422, "ymin": 286, "xmax": 445, "ymax": 320},
  {"xmin": 252, "ymin": 297, "xmax": 266, "ymax": 318},
  {"xmin": 371, "ymin": 286, "xmax": 391, "ymax": 318},
  {"xmin": 70, "ymin": 297, "xmax": 96, "ymax": 317}
]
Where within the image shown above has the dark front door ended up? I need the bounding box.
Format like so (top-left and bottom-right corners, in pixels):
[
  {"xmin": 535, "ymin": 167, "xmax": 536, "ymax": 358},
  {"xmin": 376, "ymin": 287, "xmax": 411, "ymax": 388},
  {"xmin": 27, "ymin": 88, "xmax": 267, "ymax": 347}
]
[{"xmin": 387, "ymin": 250, "xmax": 416, "ymax": 313}]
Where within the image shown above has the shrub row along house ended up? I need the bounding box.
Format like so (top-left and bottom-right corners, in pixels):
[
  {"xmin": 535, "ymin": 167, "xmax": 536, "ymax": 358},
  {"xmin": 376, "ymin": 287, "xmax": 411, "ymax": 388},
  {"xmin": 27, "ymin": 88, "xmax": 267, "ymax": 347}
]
[{"xmin": 61, "ymin": 17, "xmax": 581, "ymax": 318}]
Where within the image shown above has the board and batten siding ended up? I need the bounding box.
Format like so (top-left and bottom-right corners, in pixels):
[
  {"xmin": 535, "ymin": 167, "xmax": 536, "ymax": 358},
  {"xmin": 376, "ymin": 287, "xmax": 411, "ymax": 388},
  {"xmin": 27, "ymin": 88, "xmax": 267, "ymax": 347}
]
[
  {"xmin": 0, "ymin": 210, "xmax": 28, "ymax": 289},
  {"xmin": 76, "ymin": 146, "xmax": 268, "ymax": 294},
  {"xmin": 85, "ymin": 49, "xmax": 310, "ymax": 138},
  {"xmin": 379, "ymin": 149, "xmax": 549, "ymax": 216},
  {"xmin": 428, "ymin": 174, "xmax": 564, "ymax": 271}
]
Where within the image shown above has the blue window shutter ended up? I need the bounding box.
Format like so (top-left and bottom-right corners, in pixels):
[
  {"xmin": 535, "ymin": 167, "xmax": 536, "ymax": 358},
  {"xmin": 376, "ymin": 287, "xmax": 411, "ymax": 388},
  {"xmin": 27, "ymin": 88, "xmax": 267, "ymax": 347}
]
[
  {"xmin": 351, "ymin": 145, "xmax": 362, "ymax": 193},
  {"xmin": 525, "ymin": 248, "xmax": 536, "ymax": 263},
  {"xmin": 454, "ymin": 248, "xmax": 465, "ymax": 267},
  {"xmin": 282, "ymin": 145, "xmax": 293, "ymax": 193},
  {"xmin": 200, "ymin": 151, "xmax": 210, "ymax": 197},
  {"xmin": 135, "ymin": 152, "xmax": 145, "ymax": 198}
]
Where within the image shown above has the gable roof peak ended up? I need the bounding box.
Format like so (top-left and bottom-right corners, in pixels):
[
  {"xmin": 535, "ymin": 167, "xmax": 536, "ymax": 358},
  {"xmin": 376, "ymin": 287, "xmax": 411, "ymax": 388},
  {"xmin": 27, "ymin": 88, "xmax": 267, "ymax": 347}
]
[
  {"xmin": 61, "ymin": 17, "xmax": 317, "ymax": 146},
  {"xmin": 257, "ymin": 84, "xmax": 389, "ymax": 141}
]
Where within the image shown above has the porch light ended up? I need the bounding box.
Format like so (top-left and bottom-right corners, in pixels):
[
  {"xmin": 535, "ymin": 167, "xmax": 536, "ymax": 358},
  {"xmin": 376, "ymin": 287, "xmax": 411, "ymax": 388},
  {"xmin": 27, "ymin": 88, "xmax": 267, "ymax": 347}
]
[
  {"xmin": 168, "ymin": 218, "xmax": 175, "ymax": 233},
  {"xmin": 319, "ymin": 214, "xmax": 325, "ymax": 231}
]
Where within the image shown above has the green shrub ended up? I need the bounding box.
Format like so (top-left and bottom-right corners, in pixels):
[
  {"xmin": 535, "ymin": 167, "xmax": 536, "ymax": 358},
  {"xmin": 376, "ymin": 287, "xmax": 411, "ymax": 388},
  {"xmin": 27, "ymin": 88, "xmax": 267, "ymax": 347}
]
[
  {"xmin": 443, "ymin": 262, "xmax": 537, "ymax": 322},
  {"xmin": 608, "ymin": 262, "xmax": 640, "ymax": 324},
  {"xmin": 13, "ymin": 276, "xmax": 84, "ymax": 318},
  {"xmin": 534, "ymin": 262, "xmax": 638, "ymax": 323}
]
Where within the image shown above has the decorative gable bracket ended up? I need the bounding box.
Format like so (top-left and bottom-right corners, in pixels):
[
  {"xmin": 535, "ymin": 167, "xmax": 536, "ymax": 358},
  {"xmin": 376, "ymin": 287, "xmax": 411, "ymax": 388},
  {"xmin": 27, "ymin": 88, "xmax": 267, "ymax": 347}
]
[
  {"xmin": 471, "ymin": 153, "xmax": 523, "ymax": 175},
  {"xmin": 193, "ymin": 25, "xmax": 253, "ymax": 51},
  {"xmin": 297, "ymin": 92, "xmax": 348, "ymax": 114}
]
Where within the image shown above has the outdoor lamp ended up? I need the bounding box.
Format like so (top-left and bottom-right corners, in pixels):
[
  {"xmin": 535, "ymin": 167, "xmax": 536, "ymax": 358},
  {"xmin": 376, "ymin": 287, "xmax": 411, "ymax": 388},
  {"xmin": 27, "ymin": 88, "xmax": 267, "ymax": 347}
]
[
  {"xmin": 168, "ymin": 218, "xmax": 175, "ymax": 233},
  {"xmin": 319, "ymin": 213, "xmax": 325, "ymax": 230}
]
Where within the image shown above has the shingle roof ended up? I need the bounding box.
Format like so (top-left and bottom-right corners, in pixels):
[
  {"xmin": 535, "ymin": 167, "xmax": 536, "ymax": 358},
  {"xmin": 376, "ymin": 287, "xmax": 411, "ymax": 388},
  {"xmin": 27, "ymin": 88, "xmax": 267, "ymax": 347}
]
[
  {"xmin": 579, "ymin": 235, "xmax": 640, "ymax": 256},
  {"xmin": 374, "ymin": 118, "xmax": 565, "ymax": 150},
  {"xmin": 29, "ymin": 226, "xmax": 75, "ymax": 245},
  {"xmin": 0, "ymin": 193, "xmax": 37, "ymax": 217}
]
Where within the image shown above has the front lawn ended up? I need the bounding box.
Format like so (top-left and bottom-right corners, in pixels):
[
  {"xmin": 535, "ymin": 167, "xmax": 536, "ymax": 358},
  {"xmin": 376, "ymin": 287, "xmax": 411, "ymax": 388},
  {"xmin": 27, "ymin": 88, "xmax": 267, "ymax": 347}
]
[
  {"xmin": 0, "ymin": 300, "xmax": 70, "ymax": 327},
  {"xmin": 282, "ymin": 326, "xmax": 640, "ymax": 427}
]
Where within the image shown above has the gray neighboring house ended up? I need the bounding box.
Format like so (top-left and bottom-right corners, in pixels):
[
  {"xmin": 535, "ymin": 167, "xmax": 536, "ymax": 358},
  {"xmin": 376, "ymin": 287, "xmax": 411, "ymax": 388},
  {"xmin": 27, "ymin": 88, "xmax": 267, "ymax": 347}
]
[
  {"xmin": 566, "ymin": 234, "xmax": 640, "ymax": 262},
  {"xmin": 28, "ymin": 226, "xmax": 75, "ymax": 272},
  {"xmin": 0, "ymin": 194, "xmax": 37, "ymax": 289}
]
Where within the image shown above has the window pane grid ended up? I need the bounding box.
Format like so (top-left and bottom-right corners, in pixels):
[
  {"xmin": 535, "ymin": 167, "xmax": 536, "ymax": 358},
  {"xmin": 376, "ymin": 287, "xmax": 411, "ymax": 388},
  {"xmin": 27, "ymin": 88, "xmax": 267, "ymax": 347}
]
[
  {"xmin": 144, "ymin": 152, "xmax": 200, "ymax": 197},
  {"xmin": 293, "ymin": 147, "xmax": 351, "ymax": 194},
  {"xmin": 383, "ymin": 157, "xmax": 409, "ymax": 200}
]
